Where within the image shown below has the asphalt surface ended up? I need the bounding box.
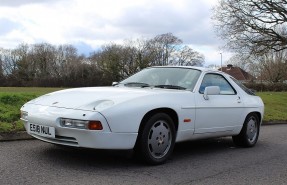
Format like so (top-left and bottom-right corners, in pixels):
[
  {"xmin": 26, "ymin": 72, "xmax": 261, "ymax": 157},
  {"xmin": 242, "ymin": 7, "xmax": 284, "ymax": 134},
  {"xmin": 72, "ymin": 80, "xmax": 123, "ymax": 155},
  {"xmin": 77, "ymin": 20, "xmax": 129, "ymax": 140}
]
[{"xmin": 1, "ymin": 124, "xmax": 287, "ymax": 185}]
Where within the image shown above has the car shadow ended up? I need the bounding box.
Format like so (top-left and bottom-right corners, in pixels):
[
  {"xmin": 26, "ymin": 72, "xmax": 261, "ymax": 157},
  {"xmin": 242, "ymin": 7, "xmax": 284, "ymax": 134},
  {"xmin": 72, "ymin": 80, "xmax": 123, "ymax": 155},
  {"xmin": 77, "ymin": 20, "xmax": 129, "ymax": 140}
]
[
  {"xmin": 37, "ymin": 137, "xmax": 241, "ymax": 168},
  {"xmin": 174, "ymin": 137, "xmax": 236, "ymax": 155},
  {"xmin": 171, "ymin": 137, "xmax": 238, "ymax": 161}
]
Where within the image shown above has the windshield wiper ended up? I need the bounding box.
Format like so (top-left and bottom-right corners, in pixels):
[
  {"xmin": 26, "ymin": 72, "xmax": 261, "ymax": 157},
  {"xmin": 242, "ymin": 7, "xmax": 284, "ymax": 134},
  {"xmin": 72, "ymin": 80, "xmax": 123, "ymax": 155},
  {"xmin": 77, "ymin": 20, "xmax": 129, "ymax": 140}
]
[
  {"xmin": 124, "ymin": 82, "xmax": 151, "ymax": 88},
  {"xmin": 154, "ymin": 85, "xmax": 186, "ymax": 90}
]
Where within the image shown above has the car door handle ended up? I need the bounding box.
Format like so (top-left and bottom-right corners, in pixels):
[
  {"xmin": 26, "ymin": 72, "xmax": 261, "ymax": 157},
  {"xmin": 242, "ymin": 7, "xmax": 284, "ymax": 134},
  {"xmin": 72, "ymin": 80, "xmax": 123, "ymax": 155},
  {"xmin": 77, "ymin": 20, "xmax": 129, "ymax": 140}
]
[{"xmin": 237, "ymin": 96, "xmax": 241, "ymax": 103}]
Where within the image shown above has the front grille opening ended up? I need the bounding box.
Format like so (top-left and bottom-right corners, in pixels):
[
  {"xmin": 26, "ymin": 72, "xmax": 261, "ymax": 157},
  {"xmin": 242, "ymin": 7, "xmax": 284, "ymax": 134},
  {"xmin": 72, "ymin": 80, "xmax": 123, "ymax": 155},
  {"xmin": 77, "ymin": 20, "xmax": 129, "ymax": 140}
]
[
  {"xmin": 55, "ymin": 135, "xmax": 77, "ymax": 144},
  {"xmin": 32, "ymin": 134, "xmax": 78, "ymax": 146}
]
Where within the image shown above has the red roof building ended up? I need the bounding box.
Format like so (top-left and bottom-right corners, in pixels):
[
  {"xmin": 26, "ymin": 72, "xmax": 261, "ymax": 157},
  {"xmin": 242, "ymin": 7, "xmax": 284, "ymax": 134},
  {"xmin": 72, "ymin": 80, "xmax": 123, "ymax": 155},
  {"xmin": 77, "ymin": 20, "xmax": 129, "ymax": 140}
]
[{"xmin": 219, "ymin": 64, "xmax": 254, "ymax": 81}]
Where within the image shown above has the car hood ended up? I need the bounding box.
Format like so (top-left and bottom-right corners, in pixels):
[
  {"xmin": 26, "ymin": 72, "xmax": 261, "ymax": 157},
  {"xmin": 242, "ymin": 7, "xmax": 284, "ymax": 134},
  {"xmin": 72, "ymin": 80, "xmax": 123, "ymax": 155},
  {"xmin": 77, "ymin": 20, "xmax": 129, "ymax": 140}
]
[{"xmin": 25, "ymin": 87, "xmax": 163, "ymax": 111}]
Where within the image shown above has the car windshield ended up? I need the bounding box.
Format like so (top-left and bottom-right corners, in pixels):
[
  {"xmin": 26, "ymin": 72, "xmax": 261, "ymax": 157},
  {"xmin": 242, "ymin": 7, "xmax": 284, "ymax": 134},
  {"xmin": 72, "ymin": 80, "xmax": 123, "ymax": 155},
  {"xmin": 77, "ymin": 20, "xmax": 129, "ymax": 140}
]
[{"xmin": 120, "ymin": 67, "xmax": 201, "ymax": 91}]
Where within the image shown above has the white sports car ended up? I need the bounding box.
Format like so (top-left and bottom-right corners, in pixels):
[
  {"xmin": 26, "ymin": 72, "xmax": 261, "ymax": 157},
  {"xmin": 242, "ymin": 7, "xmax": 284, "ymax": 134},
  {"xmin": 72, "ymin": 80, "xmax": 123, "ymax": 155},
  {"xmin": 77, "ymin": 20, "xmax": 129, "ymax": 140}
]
[{"xmin": 20, "ymin": 66, "xmax": 264, "ymax": 164}]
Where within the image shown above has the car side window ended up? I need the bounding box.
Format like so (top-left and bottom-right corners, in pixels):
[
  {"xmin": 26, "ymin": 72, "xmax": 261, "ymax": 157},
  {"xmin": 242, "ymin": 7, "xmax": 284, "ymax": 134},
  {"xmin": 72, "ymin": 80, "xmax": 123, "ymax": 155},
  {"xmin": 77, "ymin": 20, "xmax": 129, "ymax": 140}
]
[{"xmin": 199, "ymin": 73, "xmax": 236, "ymax": 95}]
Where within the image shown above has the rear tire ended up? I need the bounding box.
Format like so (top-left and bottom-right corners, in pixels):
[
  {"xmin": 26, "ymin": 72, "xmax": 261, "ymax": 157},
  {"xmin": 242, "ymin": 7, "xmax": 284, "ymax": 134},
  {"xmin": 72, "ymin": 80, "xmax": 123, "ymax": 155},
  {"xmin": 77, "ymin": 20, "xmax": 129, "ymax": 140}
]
[
  {"xmin": 137, "ymin": 113, "xmax": 176, "ymax": 165},
  {"xmin": 232, "ymin": 113, "xmax": 260, "ymax": 147}
]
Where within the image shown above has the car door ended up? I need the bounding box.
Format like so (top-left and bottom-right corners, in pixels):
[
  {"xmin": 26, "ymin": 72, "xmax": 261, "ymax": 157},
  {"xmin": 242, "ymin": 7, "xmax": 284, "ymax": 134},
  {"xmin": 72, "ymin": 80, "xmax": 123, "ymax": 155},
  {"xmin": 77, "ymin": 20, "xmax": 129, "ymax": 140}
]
[{"xmin": 194, "ymin": 73, "xmax": 244, "ymax": 134}]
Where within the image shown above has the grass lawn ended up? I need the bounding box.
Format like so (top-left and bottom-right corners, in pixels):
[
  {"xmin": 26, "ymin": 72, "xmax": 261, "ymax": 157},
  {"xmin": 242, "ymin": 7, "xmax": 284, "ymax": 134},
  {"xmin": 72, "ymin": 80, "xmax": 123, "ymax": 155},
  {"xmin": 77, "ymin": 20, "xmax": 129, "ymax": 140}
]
[
  {"xmin": 0, "ymin": 87, "xmax": 64, "ymax": 132},
  {"xmin": 257, "ymin": 92, "xmax": 287, "ymax": 122},
  {"xmin": 0, "ymin": 87, "xmax": 286, "ymax": 132},
  {"xmin": 0, "ymin": 87, "xmax": 64, "ymax": 94}
]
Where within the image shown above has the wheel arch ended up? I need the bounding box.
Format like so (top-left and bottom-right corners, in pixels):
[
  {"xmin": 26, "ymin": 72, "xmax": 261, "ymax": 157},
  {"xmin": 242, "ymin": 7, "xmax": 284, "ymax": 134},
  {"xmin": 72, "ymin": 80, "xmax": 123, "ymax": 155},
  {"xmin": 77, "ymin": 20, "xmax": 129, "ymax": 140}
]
[
  {"xmin": 134, "ymin": 108, "xmax": 178, "ymax": 148},
  {"xmin": 247, "ymin": 111, "xmax": 262, "ymax": 124},
  {"xmin": 139, "ymin": 108, "xmax": 179, "ymax": 132}
]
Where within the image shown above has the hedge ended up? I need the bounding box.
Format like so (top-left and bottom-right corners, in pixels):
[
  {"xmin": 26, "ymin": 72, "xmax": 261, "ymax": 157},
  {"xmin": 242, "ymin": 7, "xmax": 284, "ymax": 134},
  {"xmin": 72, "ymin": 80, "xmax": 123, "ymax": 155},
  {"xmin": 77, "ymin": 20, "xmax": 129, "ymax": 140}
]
[{"xmin": 244, "ymin": 82, "xmax": 287, "ymax": 92}]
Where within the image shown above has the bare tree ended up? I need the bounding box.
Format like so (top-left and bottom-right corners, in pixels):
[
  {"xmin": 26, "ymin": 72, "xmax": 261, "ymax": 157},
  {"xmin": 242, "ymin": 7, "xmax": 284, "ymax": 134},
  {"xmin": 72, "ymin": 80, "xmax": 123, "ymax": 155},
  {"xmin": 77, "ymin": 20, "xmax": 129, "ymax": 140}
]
[
  {"xmin": 256, "ymin": 50, "xmax": 287, "ymax": 82},
  {"xmin": 55, "ymin": 44, "xmax": 79, "ymax": 78},
  {"xmin": 225, "ymin": 54, "xmax": 251, "ymax": 71},
  {"xmin": 0, "ymin": 47, "xmax": 19, "ymax": 76},
  {"xmin": 15, "ymin": 44, "xmax": 35, "ymax": 82},
  {"xmin": 0, "ymin": 48, "xmax": 6, "ymax": 84},
  {"xmin": 123, "ymin": 38, "xmax": 155, "ymax": 70},
  {"xmin": 147, "ymin": 33, "xmax": 182, "ymax": 65},
  {"xmin": 213, "ymin": 0, "xmax": 287, "ymax": 54},
  {"xmin": 90, "ymin": 44, "xmax": 124, "ymax": 82},
  {"xmin": 170, "ymin": 46, "xmax": 205, "ymax": 66},
  {"xmin": 0, "ymin": 48, "xmax": 4, "ymax": 75},
  {"xmin": 1, "ymin": 33, "xmax": 205, "ymax": 86}
]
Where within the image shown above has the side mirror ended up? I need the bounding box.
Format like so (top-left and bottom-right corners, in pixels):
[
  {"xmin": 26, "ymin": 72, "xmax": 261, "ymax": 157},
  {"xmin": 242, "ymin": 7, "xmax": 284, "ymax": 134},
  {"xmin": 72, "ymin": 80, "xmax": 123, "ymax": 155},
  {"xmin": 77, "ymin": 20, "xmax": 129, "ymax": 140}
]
[
  {"xmin": 112, "ymin": 82, "xmax": 119, "ymax": 86},
  {"xmin": 203, "ymin": 86, "xmax": 220, "ymax": 100}
]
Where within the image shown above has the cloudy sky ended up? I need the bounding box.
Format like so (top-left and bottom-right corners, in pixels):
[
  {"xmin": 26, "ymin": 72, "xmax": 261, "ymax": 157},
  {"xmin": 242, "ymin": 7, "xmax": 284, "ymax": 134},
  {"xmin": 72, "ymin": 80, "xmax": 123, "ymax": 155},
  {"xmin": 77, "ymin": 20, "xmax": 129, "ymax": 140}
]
[{"xmin": 0, "ymin": 0, "xmax": 232, "ymax": 66}]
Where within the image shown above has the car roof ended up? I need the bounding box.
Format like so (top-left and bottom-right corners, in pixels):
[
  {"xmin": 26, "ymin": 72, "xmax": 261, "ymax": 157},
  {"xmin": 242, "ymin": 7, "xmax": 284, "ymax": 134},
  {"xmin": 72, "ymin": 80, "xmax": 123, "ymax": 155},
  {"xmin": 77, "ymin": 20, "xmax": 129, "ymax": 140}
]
[{"xmin": 150, "ymin": 66, "xmax": 220, "ymax": 73}]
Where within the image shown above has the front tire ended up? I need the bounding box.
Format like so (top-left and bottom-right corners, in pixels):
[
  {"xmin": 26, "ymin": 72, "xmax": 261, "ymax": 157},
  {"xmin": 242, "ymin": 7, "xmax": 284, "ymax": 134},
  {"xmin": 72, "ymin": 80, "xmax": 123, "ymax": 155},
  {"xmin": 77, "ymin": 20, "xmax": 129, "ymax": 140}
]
[
  {"xmin": 232, "ymin": 113, "xmax": 260, "ymax": 147},
  {"xmin": 137, "ymin": 113, "xmax": 176, "ymax": 165}
]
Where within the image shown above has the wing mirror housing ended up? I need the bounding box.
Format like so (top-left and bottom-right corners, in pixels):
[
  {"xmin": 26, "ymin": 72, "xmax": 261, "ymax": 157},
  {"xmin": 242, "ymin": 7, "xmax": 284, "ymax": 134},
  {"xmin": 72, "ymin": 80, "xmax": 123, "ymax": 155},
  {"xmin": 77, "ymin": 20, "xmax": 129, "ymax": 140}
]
[
  {"xmin": 112, "ymin": 82, "xmax": 119, "ymax": 86},
  {"xmin": 203, "ymin": 86, "xmax": 220, "ymax": 100}
]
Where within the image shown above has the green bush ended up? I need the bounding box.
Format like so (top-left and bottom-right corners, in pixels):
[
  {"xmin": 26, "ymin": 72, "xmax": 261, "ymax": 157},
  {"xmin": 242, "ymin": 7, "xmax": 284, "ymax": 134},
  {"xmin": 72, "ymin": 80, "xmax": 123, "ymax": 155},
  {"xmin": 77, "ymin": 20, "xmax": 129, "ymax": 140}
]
[{"xmin": 244, "ymin": 82, "xmax": 287, "ymax": 92}]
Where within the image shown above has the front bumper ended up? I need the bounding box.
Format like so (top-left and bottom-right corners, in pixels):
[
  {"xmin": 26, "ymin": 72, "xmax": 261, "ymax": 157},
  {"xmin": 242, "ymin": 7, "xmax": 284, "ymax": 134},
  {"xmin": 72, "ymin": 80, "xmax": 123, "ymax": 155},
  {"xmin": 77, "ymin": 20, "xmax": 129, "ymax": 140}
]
[
  {"xmin": 26, "ymin": 127, "xmax": 138, "ymax": 149},
  {"xmin": 21, "ymin": 104, "xmax": 138, "ymax": 149}
]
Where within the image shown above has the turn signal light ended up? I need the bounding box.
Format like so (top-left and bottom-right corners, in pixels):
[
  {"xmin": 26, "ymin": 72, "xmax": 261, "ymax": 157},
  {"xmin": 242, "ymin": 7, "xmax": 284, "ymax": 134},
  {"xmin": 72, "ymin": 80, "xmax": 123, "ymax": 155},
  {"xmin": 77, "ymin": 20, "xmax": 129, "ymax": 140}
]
[{"xmin": 88, "ymin": 121, "xmax": 103, "ymax": 130}]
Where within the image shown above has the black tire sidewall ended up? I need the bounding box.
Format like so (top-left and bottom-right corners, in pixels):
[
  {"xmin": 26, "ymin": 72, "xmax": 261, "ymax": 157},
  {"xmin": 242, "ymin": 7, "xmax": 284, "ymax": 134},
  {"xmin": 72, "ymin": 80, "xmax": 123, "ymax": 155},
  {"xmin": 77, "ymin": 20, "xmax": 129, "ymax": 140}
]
[{"xmin": 234, "ymin": 113, "xmax": 260, "ymax": 147}]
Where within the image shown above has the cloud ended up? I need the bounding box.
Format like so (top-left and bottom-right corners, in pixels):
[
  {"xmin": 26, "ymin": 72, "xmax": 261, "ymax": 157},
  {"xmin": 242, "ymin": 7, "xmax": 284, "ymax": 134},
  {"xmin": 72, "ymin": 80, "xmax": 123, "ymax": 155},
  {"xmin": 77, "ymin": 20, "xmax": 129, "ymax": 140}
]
[
  {"xmin": 0, "ymin": 0, "xmax": 230, "ymax": 65},
  {"xmin": 106, "ymin": 0, "xmax": 219, "ymax": 45},
  {"xmin": 0, "ymin": 0, "xmax": 66, "ymax": 7}
]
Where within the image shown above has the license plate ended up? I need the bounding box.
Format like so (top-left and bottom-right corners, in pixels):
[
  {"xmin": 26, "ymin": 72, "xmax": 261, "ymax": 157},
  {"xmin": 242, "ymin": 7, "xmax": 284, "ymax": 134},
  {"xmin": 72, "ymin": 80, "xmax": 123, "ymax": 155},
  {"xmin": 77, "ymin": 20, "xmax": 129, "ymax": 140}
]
[{"xmin": 29, "ymin": 123, "xmax": 55, "ymax": 138}]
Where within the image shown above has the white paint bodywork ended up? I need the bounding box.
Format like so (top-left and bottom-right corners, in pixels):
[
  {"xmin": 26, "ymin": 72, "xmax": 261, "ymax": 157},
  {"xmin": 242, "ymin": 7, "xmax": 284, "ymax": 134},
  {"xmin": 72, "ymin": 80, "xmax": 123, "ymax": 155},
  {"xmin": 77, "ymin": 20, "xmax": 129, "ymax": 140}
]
[{"xmin": 20, "ymin": 67, "xmax": 264, "ymax": 149}]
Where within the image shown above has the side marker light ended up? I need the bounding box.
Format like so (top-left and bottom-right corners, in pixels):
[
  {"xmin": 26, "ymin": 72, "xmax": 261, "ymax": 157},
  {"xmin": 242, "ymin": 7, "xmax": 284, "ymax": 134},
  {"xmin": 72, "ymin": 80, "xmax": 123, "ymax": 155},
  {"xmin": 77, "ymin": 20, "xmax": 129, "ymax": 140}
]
[{"xmin": 184, "ymin": 119, "xmax": 191, "ymax": 123}]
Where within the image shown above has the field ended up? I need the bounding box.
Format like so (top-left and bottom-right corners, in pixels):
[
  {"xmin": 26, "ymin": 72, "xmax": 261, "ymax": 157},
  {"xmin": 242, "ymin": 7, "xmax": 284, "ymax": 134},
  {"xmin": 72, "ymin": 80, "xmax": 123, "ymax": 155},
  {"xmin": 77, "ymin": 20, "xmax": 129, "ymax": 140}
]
[
  {"xmin": 257, "ymin": 92, "xmax": 287, "ymax": 122},
  {"xmin": 0, "ymin": 87, "xmax": 64, "ymax": 132},
  {"xmin": 0, "ymin": 87, "xmax": 286, "ymax": 132}
]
